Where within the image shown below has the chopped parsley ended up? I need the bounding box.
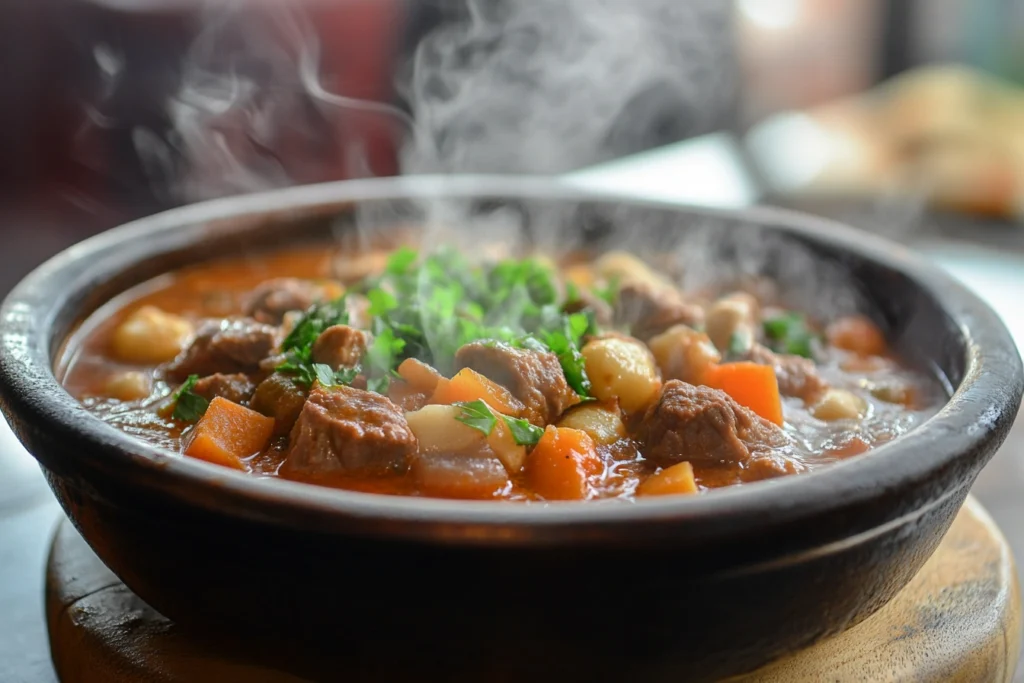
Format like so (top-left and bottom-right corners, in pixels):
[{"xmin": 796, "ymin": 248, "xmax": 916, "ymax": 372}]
[
  {"xmin": 454, "ymin": 399, "xmax": 498, "ymax": 436},
  {"xmin": 763, "ymin": 312, "xmax": 817, "ymax": 359},
  {"xmin": 171, "ymin": 375, "xmax": 209, "ymax": 422},
  {"xmin": 502, "ymin": 415, "xmax": 544, "ymax": 446},
  {"xmin": 347, "ymin": 247, "xmax": 605, "ymax": 395},
  {"xmin": 454, "ymin": 400, "xmax": 545, "ymax": 446},
  {"xmin": 277, "ymin": 297, "xmax": 359, "ymax": 388}
]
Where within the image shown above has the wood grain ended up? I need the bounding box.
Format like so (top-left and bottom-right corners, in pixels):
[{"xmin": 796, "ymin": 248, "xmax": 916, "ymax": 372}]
[{"xmin": 45, "ymin": 496, "xmax": 1019, "ymax": 683}]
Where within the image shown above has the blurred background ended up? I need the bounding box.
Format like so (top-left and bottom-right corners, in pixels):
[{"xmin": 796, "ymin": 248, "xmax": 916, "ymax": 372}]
[{"xmin": 3, "ymin": 0, "xmax": 1024, "ymax": 295}]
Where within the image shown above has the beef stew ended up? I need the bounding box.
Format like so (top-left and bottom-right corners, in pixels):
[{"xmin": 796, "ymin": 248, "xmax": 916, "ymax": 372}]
[{"xmin": 60, "ymin": 245, "xmax": 944, "ymax": 501}]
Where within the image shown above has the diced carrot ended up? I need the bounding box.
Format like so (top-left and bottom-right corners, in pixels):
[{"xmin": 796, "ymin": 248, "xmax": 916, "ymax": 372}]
[
  {"xmin": 184, "ymin": 397, "xmax": 275, "ymax": 470},
  {"xmin": 826, "ymin": 315, "xmax": 887, "ymax": 357},
  {"xmin": 429, "ymin": 368, "xmax": 522, "ymax": 416},
  {"xmin": 702, "ymin": 362, "xmax": 784, "ymax": 426},
  {"xmin": 524, "ymin": 427, "xmax": 602, "ymax": 500},
  {"xmin": 397, "ymin": 358, "xmax": 442, "ymax": 393},
  {"xmin": 637, "ymin": 462, "xmax": 698, "ymax": 497}
]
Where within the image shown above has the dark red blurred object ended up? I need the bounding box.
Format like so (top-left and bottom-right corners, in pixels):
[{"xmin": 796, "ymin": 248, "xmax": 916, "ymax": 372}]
[{"xmin": 1, "ymin": 0, "xmax": 408, "ymax": 230}]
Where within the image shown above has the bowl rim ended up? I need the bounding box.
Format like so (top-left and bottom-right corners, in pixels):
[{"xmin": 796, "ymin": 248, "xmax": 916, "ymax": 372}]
[{"xmin": 1, "ymin": 175, "xmax": 1021, "ymax": 547}]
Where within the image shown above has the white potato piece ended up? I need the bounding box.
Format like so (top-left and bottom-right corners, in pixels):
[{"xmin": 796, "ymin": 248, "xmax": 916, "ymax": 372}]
[
  {"xmin": 594, "ymin": 251, "xmax": 670, "ymax": 290},
  {"xmin": 487, "ymin": 418, "xmax": 527, "ymax": 475},
  {"xmin": 582, "ymin": 336, "xmax": 662, "ymax": 414},
  {"xmin": 556, "ymin": 402, "xmax": 626, "ymax": 445},
  {"xmin": 111, "ymin": 306, "xmax": 193, "ymax": 364},
  {"xmin": 811, "ymin": 388, "xmax": 868, "ymax": 421},
  {"xmin": 405, "ymin": 404, "xmax": 484, "ymax": 453},
  {"xmin": 705, "ymin": 293, "xmax": 758, "ymax": 354},
  {"xmin": 103, "ymin": 371, "xmax": 152, "ymax": 401},
  {"xmin": 647, "ymin": 325, "xmax": 721, "ymax": 384}
]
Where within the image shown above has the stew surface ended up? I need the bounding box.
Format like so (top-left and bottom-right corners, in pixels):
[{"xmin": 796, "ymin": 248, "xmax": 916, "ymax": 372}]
[{"xmin": 60, "ymin": 244, "xmax": 945, "ymax": 501}]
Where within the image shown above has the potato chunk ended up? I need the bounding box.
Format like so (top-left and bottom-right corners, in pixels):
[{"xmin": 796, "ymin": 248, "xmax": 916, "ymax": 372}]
[
  {"xmin": 556, "ymin": 402, "xmax": 626, "ymax": 445},
  {"xmin": 103, "ymin": 371, "xmax": 152, "ymax": 401},
  {"xmin": 811, "ymin": 388, "xmax": 868, "ymax": 421},
  {"xmin": 111, "ymin": 306, "xmax": 193, "ymax": 364},
  {"xmin": 582, "ymin": 335, "xmax": 661, "ymax": 414}
]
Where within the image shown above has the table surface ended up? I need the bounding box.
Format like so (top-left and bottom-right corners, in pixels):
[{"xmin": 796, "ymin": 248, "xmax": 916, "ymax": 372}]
[{"xmin": 3, "ymin": 134, "xmax": 1024, "ymax": 682}]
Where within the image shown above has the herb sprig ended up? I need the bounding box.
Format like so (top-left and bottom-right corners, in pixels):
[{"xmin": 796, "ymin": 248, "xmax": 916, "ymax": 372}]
[
  {"xmin": 171, "ymin": 375, "xmax": 209, "ymax": 422},
  {"xmin": 763, "ymin": 312, "xmax": 818, "ymax": 359},
  {"xmin": 277, "ymin": 298, "xmax": 359, "ymax": 388},
  {"xmin": 454, "ymin": 399, "xmax": 545, "ymax": 446},
  {"xmin": 354, "ymin": 247, "xmax": 605, "ymax": 396}
]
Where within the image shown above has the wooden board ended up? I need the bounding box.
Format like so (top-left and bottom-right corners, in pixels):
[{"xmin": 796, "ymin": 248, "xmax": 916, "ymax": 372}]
[{"xmin": 46, "ymin": 496, "xmax": 1020, "ymax": 683}]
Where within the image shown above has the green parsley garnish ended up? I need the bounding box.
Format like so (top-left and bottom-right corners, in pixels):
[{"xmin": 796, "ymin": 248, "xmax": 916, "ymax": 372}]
[
  {"xmin": 726, "ymin": 330, "xmax": 751, "ymax": 358},
  {"xmin": 454, "ymin": 399, "xmax": 498, "ymax": 436},
  {"xmin": 277, "ymin": 297, "xmax": 359, "ymax": 388},
  {"xmin": 454, "ymin": 400, "xmax": 545, "ymax": 446},
  {"xmin": 502, "ymin": 415, "xmax": 544, "ymax": 446},
  {"xmin": 347, "ymin": 247, "xmax": 603, "ymax": 395},
  {"xmin": 171, "ymin": 375, "xmax": 209, "ymax": 422},
  {"xmin": 763, "ymin": 312, "xmax": 817, "ymax": 359}
]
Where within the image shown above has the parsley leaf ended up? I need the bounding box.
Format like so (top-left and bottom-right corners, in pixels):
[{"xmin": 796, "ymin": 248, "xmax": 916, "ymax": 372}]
[
  {"xmin": 171, "ymin": 375, "xmax": 209, "ymax": 422},
  {"xmin": 281, "ymin": 297, "xmax": 349, "ymax": 355},
  {"xmin": 763, "ymin": 312, "xmax": 817, "ymax": 359},
  {"xmin": 501, "ymin": 415, "xmax": 544, "ymax": 446},
  {"xmin": 454, "ymin": 399, "xmax": 498, "ymax": 436},
  {"xmin": 366, "ymin": 288, "xmax": 398, "ymax": 317},
  {"xmin": 538, "ymin": 318, "xmax": 592, "ymax": 397},
  {"xmin": 727, "ymin": 330, "xmax": 751, "ymax": 358},
  {"xmin": 385, "ymin": 246, "xmax": 419, "ymax": 276}
]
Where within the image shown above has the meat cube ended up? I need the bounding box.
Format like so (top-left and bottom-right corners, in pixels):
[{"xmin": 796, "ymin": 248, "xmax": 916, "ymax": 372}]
[
  {"xmin": 244, "ymin": 278, "xmax": 339, "ymax": 324},
  {"xmin": 311, "ymin": 325, "xmax": 370, "ymax": 370},
  {"xmin": 284, "ymin": 385, "xmax": 417, "ymax": 476},
  {"xmin": 747, "ymin": 344, "xmax": 828, "ymax": 404},
  {"xmin": 454, "ymin": 341, "xmax": 579, "ymax": 426},
  {"xmin": 615, "ymin": 280, "xmax": 704, "ymax": 342},
  {"xmin": 166, "ymin": 319, "xmax": 278, "ymax": 381},
  {"xmin": 251, "ymin": 374, "xmax": 309, "ymax": 436},
  {"xmin": 192, "ymin": 373, "xmax": 256, "ymax": 405},
  {"xmin": 637, "ymin": 380, "xmax": 791, "ymax": 469}
]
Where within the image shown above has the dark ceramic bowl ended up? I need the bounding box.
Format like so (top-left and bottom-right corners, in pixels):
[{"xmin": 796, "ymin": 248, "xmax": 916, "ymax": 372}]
[{"xmin": 1, "ymin": 177, "xmax": 1021, "ymax": 682}]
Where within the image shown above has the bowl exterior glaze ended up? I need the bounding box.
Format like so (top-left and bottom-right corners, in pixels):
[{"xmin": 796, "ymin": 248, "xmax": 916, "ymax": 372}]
[{"xmin": 2, "ymin": 177, "xmax": 1021, "ymax": 682}]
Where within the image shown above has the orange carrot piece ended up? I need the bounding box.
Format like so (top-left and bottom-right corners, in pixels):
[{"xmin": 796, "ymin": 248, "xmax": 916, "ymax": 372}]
[
  {"xmin": 826, "ymin": 315, "xmax": 887, "ymax": 357},
  {"xmin": 637, "ymin": 462, "xmax": 698, "ymax": 497},
  {"xmin": 524, "ymin": 427, "xmax": 602, "ymax": 500},
  {"xmin": 397, "ymin": 358, "xmax": 442, "ymax": 393},
  {"xmin": 429, "ymin": 368, "xmax": 522, "ymax": 416},
  {"xmin": 702, "ymin": 362, "xmax": 784, "ymax": 426},
  {"xmin": 184, "ymin": 397, "xmax": 275, "ymax": 470}
]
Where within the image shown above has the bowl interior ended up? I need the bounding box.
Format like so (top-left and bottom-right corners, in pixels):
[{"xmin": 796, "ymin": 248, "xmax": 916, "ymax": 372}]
[{"xmin": 2, "ymin": 177, "xmax": 1019, "ymax": 551}]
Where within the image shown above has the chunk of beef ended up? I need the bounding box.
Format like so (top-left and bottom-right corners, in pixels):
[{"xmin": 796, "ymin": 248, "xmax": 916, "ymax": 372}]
[
  {"xmin": 615, "ymin": 280, "xmax": 704, "ymax": 342},
  {"xmin": 251, "ymin": 374, "xmax": 308, "ymax": 436},
  {"xmin": 454, "ymin": 341, "xmax": 579, "ymax": 426},
  {"xmin": 284, "ymin": 385, "xmax": 417, "ymax": 476},
  {"xmin": 311, "ymin": 325, "xmax": 370, "ymax": 370},
  {"xmin": 638, "ymin": 380, "xmax": 790, "ymax": 469},
  {"xmin": 244, "ymin": 278, "xmax": 335, "ymax": 325},
  {"xmin": 166, "ymin": 319, "xmax": 277, "ymax": 381},
  {"xmin": 746, "ymin": 343, "xmax": 828, "ymax": 403},
  {"xmin": 192, "ymin": 373, "xmax": 256, "ymax": 405}
]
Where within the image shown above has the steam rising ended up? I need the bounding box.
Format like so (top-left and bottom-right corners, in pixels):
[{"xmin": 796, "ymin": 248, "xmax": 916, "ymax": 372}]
[
  {"xmin": 106, "ymin": 0, "xmax": 860, "ymax": 316},
  {"xmin": 128, "ymin": 0, "xmax": 733, "ymax": 198}
]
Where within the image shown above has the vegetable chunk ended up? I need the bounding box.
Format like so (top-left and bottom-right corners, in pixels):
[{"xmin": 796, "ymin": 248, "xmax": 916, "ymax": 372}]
[{"xmin": 184, "ymin": 397, "xmax": 275, "ymax": 470}]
